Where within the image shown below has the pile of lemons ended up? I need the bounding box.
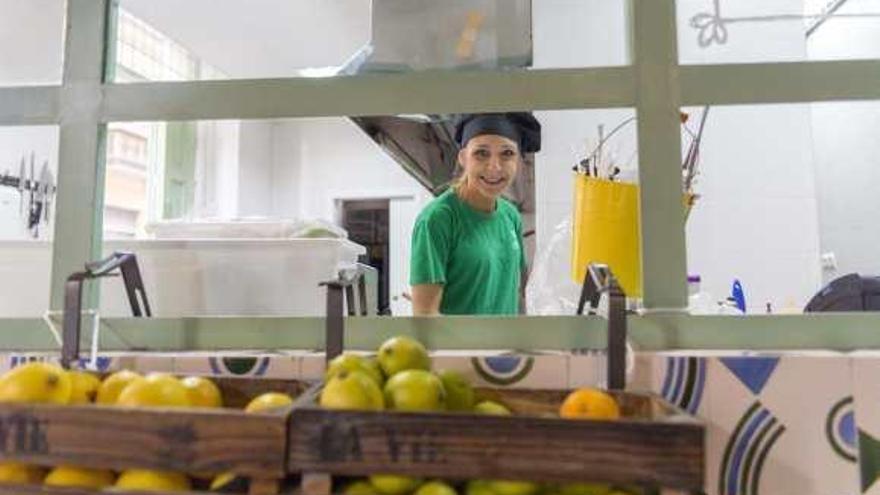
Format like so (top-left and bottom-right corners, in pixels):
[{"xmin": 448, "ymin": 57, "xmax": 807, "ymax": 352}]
[
  {"xmin": 322, "ymin": 336, "xmax": 632, "ymax": 495},
  {"xmin": 0, "ymin": 361, "xmax": 295, "ymax": 492},
  {"xmin": 320, "ymin": 336, "xmax": 513, "ymax": 415},
  {"xmin": 320, "ymin": 335, "xmax": 621, "ymax": 421},
  {"xmin": 339, "ymin": 473, "xmax": 639, "ymax": 495}
]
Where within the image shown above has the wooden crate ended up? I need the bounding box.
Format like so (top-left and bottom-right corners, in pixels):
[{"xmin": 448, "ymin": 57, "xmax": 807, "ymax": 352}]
[
  {"xmin": 287, "ymin": 388, "xmax": 703, "ymax": 494},
  {"xmin": 0, "ymin": 376, "xmax": 311, "ymax": 495}
]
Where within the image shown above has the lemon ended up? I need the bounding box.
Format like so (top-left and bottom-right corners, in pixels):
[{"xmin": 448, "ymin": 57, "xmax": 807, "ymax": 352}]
[
  {"xmin": 321, "ymin": 370, "xmax": 384, "ymax": 411},
  {"xmin": 210, "ymin": 473, "xmax": 247, "ymax": 492},
  {"xmin": 377, "ymin": 336, "xmax": 430, "ymax": 378},
  {"xmin": 488, "ymin": 481, "xmax": 539, "ymax": 495},
  {"xmin": 181, "ymin": 376, "xmax": 223, "ymax": 408},
  {"xmin": 0, "ymin": 462, "xmax": 45, "ymax": 484},
  {"xmin": 414, "ymin": 481, "xmax": 457, "ymax": 495},
  {"xmin": 96, "ymin": 370, "xmax": 142, "ymax": 405},
  {"xmin": 244, "ymin": 392, "xmax": 294, "ymax": 413},
  {"xmin": 465, "ymin": 480, "xmax": 495, "ymax": 495},
  {"xmin": 44, "ymin": 466, "xmax": 115, "ymax": 489},
  {"xmin": 116, "ymin": 373, "xmax": 190, "ymax": 408},
  {"xmin": 540, "ymin": 484, "xmax": 562, "ymax": 495},
  {"xmin": 438, "ymin": 369, "xmax": 475, "ymax": 411},
  {"xmin": 383, "ymin": 370, "xmax": 445, "ymax": 412},
  {"xmin": 115, "ymin": 470, "xmax": 191, "ymax": 492},
  {"xmin": 369, "ymin": 475, "xmax": 422, "ymax": 495},
  {"xmin": 559, "ymin": 483, "xmax": 611, "ymax": 495},
  {"xmin": 344, "ymin": 480, "xmax": 380, "ymax": 495},
  {"xmin": 473, "ymin": 400, "xmax": 511, "ymax": 416},
  {"xmin": 68, "ymin": 371, "xmax": 102, "ymax": 404},
  {"xmin": 0, "ymin": 362, "xmax": 72, "ymax": 404},
  {"xmin": 326, "ymin": 353, "xmax": 385, "ymax": 388}
]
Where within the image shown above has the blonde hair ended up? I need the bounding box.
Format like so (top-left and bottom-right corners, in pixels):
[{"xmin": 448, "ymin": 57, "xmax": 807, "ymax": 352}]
[{"xmin": 451, "ymin": 173, "xmax": 468, "ymax": 192}]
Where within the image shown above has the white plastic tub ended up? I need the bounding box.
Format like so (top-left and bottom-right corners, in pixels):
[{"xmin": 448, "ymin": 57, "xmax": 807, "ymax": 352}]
[
  {"xmin": 0, "ymin": 238, "xmax": 365, "ymax": 317},
  {"xmin": 101, "ymin": 238, "xmax": 365, "ymax": 316}
]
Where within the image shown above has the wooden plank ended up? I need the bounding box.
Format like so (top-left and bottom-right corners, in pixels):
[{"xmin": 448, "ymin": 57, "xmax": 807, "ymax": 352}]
[
  {"xmin": 0, "ymin": 378, "xmax": 311, "ymax": 477},
  {"xmin": 0, "ymin": 482, "xmax": 207, "ymax": 495},
  {"xmin": 300, "ymin": 473, "xmax": 332, "ymax": 495},
  {"xmin": 287, "ymin": 391, "xmax": 704, "ymax": 489},
  {"xmin": 248, "ymin": 477, "xmax": 281, "ymax": 495},
  {"xmin": 0, "ymin": 403, "xmax": 286, "ymax": 476}
]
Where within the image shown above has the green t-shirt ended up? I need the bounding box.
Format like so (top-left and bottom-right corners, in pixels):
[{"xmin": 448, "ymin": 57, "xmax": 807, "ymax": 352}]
[{"xmin": 410, "ymin": 189, "xmax": 525, "ymax": 315}]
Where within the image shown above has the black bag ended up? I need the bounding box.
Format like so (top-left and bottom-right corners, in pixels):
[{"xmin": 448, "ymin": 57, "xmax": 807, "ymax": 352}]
[{"xmin": 805, "ymin": 273, "xmax": 880, "ymax": 312}]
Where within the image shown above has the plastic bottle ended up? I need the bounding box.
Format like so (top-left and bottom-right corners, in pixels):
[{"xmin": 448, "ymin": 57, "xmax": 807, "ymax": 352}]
[
  {"xmin": 717, "ymin": 297, "xmax": 745, "ymax": 315},
  {"xmin": 687, "ymin": 275, "xmax": 716, "ymax": 315}
]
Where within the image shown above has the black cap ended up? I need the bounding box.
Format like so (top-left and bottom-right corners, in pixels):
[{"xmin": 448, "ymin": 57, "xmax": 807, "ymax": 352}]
[{"xmin": 453, "ymin": 112, "xmax": 542, "ymax": 154}]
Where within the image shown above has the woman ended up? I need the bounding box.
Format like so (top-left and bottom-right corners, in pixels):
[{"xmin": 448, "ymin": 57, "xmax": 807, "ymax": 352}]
[{"xmin": 409, "ymin": 112, "xmax": 541, "ymax": 316}]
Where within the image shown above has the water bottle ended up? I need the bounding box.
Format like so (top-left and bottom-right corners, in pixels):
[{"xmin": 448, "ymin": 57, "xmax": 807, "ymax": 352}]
[{"xmin": 687, "ymin": 275, "xmax": 715, "ymax": 315}]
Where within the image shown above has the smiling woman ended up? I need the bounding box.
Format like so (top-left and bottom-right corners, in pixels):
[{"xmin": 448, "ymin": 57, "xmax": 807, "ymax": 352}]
[{"xmin": 409, "ymin": 113, "xmax": 541, "ymax": 317}]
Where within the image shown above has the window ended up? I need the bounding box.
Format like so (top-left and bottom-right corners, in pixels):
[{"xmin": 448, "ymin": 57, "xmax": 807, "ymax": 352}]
[{"xmin": 105, "ymin": 8, "xmax": 226, "ymax": 238}]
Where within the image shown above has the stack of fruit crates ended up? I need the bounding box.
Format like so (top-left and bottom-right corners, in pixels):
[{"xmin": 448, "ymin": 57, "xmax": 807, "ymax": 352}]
[
  {"xmin": 288, "ymin": 337, "xmax": 705, "ymax": 495},
  {"xmin": 0, "ymin": 363, "xmax": 309, "ymax": 495},
  {"xmin": 0, "ymin": 337, "xmax": 704, "ymax": 495}
]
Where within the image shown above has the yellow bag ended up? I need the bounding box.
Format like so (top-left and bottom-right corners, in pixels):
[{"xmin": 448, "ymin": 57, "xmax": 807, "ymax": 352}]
[{"xmin": 571, "ymin": 175, "xmax": 642, "ymax": 297}]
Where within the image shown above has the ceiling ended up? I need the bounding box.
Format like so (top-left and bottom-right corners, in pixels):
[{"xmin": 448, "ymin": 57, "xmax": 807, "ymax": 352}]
[{"xmin": 121, "ymin": 0, "xmax": 371, "ymax": 78}]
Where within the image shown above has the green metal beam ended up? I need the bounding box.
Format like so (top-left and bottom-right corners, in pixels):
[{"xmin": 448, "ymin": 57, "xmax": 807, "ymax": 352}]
[
  {"xmin": 0, "ymin": 86, "xmax": 60, "ymax": 125},
  {"xmin": 4, "ymin": 314, "xmax": 880, "ymax": 353},
  {"xmin": 49, "ymin": 0, "xmax": 110, "ymax": 310},
  {"xmin": 101, "ymin": 67, "xmax": 637, "ymax": 122},
  {"xmin": 681, "ymin": 60, "xmax": 880, "ymax": 106},
  {"xmin": 630, "ymin": 0, "xmax": 688, "ymax": 310},
  {"xmin": 6, "ymin": 60, "xmax": 880, "ymax": 128}
]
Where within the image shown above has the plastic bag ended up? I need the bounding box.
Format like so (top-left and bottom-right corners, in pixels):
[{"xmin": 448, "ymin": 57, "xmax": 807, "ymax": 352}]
[
  {"xmin": 526, "ymin": 215, "xmax": 635, "ymax": 386},
  {"xmin": 525, "ymin": 216, "xmax": 583, "ymax": 315},
  {"xmin": 289, "ymin": 219, "xmax": 348, "ymax": 239}
]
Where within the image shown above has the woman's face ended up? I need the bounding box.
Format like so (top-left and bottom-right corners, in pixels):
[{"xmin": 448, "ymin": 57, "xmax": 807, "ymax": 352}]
[{"xmin": 458, "ymin": 134, "xmax": 521, "ymax": 199}]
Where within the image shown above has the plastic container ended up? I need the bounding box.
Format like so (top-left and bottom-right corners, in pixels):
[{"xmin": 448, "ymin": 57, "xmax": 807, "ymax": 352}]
[
  {"xmin": 570, "ymin": 174, "xmax": 694, "ymax": 298},
  {"xmin": 99, "ymin": 238, "xmax": 365, "ymax": 317},
  {"xmin": 571, "ymin": 175, "xmax": 641, "ymax": 296},
  {"xmin": 687, "ymin": 275, "xmax": 716, "ymax": 315},
  {"xmin": 145, "ymin": 218, "xmax": 347, "ymax": 240}
]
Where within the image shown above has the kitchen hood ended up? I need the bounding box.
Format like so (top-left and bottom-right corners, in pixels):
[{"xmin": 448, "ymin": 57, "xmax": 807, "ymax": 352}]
[{"xmin": 331, "ymin": 0, "xmax": 535, "ymax": 212}]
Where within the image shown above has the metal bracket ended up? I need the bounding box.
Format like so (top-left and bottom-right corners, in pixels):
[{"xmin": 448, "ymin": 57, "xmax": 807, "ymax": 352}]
[
  {"xmin": 61, "ymin": 251, "xmax": 150, "ymax": 368},
  {"xmin": 576, "ymin": 263, "xmax": 627, "ymax": 390},
  {"xmin": 320, "ymin": 266, "xmax": 371, "ymax": 365}
]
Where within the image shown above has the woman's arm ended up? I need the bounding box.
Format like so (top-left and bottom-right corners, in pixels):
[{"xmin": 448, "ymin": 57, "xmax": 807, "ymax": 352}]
[{"xmin": 411, "ymin": 284, "xmax": 444, "ymax": 316}]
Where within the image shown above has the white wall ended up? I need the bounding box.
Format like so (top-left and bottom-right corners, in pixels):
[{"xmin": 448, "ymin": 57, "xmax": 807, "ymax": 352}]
[
  {"xmin": 271, "ymin": 118, "xmax": 431, "ymax": 314},
  {"xmin": 270, "ymin": 121, "xmax": 303, "ymax": 219},
  {"xmin": 807, "ymin": 0, "xmax": 880, "ymax": 282},
  {"xmin": 289, "ymin": 118, "xmax": 431, "ymax": 222},
  {"xmin": 679, "ymin": 0, "xmax": 822, "ymax": 312},
  {"xmin": 0, "ymin": 0, "xmax": 64, "ymax": 86},
  {"xmin": 532, "ymin": 0, "xmax": 633, "ymax": 285},
  {"xmin": 0, "ymin": 1, "xmax": 63, "ymax": 241},
  {"xmin": 237, "ymin": 121, "xmax": 275, "ymax": 216}
]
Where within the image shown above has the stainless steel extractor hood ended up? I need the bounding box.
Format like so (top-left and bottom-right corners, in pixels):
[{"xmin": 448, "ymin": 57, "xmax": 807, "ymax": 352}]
[{"xmin": 336, "ymin": 0, "xmax": 534, "ymax": 212}]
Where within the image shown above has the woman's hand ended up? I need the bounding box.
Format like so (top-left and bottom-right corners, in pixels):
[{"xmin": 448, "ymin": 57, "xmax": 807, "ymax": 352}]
[{"xmin": 411, "ymin": 284, "xmax": 444, "ymax": 316}]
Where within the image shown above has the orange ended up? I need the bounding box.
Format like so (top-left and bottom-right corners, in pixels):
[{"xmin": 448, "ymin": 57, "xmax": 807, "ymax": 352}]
[{"xmin": 559, "ymin": 388, "xmax": 620, "ymax": 420}]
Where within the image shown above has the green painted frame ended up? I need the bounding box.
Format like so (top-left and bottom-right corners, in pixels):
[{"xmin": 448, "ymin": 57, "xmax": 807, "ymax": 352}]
[{"xmin": 0, "ymin": 0, "xmax": 879, "ymax": 351}]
